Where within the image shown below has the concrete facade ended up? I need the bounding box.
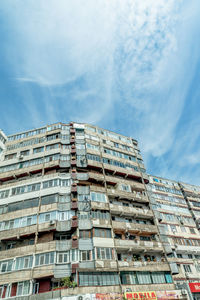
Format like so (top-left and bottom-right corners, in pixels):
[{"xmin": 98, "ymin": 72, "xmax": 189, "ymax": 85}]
[{"xmin": 0, "ymin": 123, "xmax": 188, "ymax": 299}]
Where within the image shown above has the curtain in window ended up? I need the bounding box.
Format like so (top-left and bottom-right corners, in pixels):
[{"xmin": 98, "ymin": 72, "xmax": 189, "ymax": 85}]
[
  {"xmin": 137, "ymin": 272, "xmax": 151, "ymax": 284},
  {"xmin": 151, "ymin": 272, "xmax": 165, "ymax": 284}
]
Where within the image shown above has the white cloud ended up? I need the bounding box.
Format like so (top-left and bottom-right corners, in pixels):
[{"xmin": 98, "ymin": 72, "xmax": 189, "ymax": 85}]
[{"xmin": 1, "ymin": 0, "xmax": 200, "ymax": 184}]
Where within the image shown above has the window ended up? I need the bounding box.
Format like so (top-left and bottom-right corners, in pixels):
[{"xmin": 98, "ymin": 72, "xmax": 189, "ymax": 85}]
[
  {"xmin": 71, "ymin": 249, "xmax": 79, "ymax": 262},
  {"xmin": 79, "ymin": 230, "xmax": 92, "ymax": 239},
  {"xmin": 180, "ymin": 226, "xmax": 186, "ymax": 233},
  {"xmin": 170, "ymin": 225, "xmax": 177, "ymax": 233},
  {"xmin": 0, "ymin": 189, "xmax": 9, "ymax": 199},
  {"xmin": 190, "ymin": 228, "xmax": 195, "ymax": 234},
  {"xmin": 93, "ymin": 228, "xmax": 111, "ymax": 238},
  {"xmin": 79, "ymin": 272, "xmax": 119, "ymax": 286},
  {"xmin": 15, "ymin": 256, "xmax": 33, "ymax": 270},
  {"xmin": 6, "ymin": 243, "xmax": 15, "ymax": 250},
  {"xmin": 183, "ymin": 264, "xmax": 192, "ymax": 273},
  {"xmin": 96, "ymin": 248, "xmax": 113, "ymax": 260},
  {"xmin": 140, "ymin": 236, "xmax": 151, "ymax": 241},
  {"xmin": 177, "ymin": 254, "xmax": 182, "ymax": 258},
  {"xmin": 91, "ymin": 210, "xmax": 110, "ymax": 220},
  {"xmin": 80, "ymin": 250, "xmax": 94, "ymax": 261},
  {"xmin": 35, "ymin": 252, "xmax": 55, "ymax": 266},
  {"xmin": 137, "ymin": 272, "xmax": 152, "ymax": 284},
  {"xmin": 16, "ymin": 281, "xmax": 30, "ymax": 296},
  {"xmin": 44, "ymin": 214, "xmax": 51, "ymax": 222},
  {"xmin": 196, "ymin": 264, "xmax": 200, "ymax": 273},
  {"xmin": 46, "ymin": 143, "xmax": 60, "ymax": 151},
  {"xmin": 57, "ymin": 252, "xmax": 69, "ymax": 263},
  {"xmin": 20, "ymin": 150, "xmax": 30, "ymax": 156},
  {"xmin": 0, "ymin": 260, "xmax": 13, "ymax": 273},
  {"xmin": 33, "ymin": 146, "xmax": 44, "ymax": 154},
  {"xmin": 5, "ymin": 153, "xmax": 17, "ymax": 160},
  {"xmin": 120, "ymin": 184, "xmax": 131, "ymax": 192},
  {"xmin": 151, "ymin": 272, "xmax": 166, "ymax": 284},
  {"xmin": 120, "ymin": 271, "xmax": 173, "ymax": 285},
  {"xmin": 90, "ymin": 192, "xmax": 107, "ymax": 203},
  {"xmin": 165, "ymin": 273, "xmax": 173, "ymax": 283}
]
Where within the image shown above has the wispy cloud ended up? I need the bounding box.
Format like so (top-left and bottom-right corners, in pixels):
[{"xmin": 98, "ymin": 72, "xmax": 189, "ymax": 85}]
[{"xmin": 1, "ymin": 0, "xmax": 200, "ymax": 184}]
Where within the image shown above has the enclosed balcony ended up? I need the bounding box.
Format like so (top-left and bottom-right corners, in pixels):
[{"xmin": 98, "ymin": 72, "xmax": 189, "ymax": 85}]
[
  {"xmin": 114, "ymin": 239, "xmax": 163, "ymax": 253},
  {"xmin": 110, "ymin": 203, "xmax": 153, "ymax": 219},
  {"xmin": 112, "ymin": 221, "xmax": 158, "ymax": 235}
]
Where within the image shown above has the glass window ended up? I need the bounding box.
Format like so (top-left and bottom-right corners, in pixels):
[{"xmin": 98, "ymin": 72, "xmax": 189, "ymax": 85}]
[
  {"xmin": 151, "ymin": 272, "xmax": 166, "ymax": 284},
  {"xmin": 96, "ymin": 248, "xmax": 113, "ymax": 260},
  {"xmin": 35, "ymin": 252, "xmax": 55, "ymax": 266},
  {"xmin": 94, "ymin": 228, "xmax": 111, "ymax": 238},
  {"xmin": 137, "ymin": 272, "xmax": 152, "ymax": 284},
  {"xmin": 90, "ymin": 192, "xmax": 107, "ymax": 203},
  {"xmin": 183, "ymin": 264, "xmax": 192, "ymax": 273},
  {"xmin": 79, "ymin": 272, "xmax": 119, "ymax": 286}
]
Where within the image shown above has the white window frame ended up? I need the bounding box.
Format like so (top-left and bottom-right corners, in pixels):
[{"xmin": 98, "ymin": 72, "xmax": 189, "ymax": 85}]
[{"xmin": 57, "ymin": 252, "xmax": 70, "ymax": 264}]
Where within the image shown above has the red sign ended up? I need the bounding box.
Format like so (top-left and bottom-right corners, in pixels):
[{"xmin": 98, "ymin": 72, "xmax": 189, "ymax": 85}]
[
  {"xmin": 189, "ymin": 282, "xmax": 200, "ymax": 293},
  {"xmin": 125, "ymin": 292, "xmax": 157, "ymax": 299}
]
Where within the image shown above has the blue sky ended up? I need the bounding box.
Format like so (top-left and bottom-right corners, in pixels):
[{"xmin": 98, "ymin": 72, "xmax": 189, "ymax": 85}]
[{"xmin": 0, "ymin": 0, "xmax": 200, "ymax": 185}]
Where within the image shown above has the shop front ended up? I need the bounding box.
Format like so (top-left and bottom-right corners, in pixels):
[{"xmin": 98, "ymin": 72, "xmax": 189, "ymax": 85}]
[{"xmin": 189, "ymin": 283, "xmax": 200, "ymax": 300}]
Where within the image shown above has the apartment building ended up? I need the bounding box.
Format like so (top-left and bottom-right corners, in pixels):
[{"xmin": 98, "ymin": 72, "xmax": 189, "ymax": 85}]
[
  {"xmin": 0, "ymin": 123, "xmax": 185, "ymax": 300},
  {"xmin": 148, "ymin": 175, "xmax": 200, "ymax": 300}
]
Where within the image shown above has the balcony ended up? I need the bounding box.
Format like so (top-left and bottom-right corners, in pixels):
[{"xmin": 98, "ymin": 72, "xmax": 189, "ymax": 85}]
[
  {"xmin": 0, "ymin": 222, "xmax": 57, "ymax": 241},
  {"xmin": 92, "ymin": 218, "xmax": 111, "ymax": 227},
  {"xmin": 0, "ymin": 160, "xmax": 60, "ymax": 182},
  {"xmin": 114, "ymin": 239, "xmax": 163, "ymax": 253},
  {"xmin": 174, "ymin": 244, "xmax": 200, "ymax": 254},
  {"xmin": 110, "ymin": 204, "xmax": 153, "ymax": 219},
  {"xmin": 112, "ymin": 221, "xmax": 158, "ymax": 234},
  {"xmin": 90, "ymin": 201, "xmax": 109, "ymax": 211},
  {"xmin": 118, "ymin": 260, "xmax": 170, "ymax": 272},
  {"xmin": 0, "ymin": 240, "xmax": 57, "ymax": 260},
  {"xmin": 95, "ymin": 260, "xmax": 118, "ymax": 271},
  {"xmin": 107, "ymin": 189, "xmax": 149, "ymax": 203}
]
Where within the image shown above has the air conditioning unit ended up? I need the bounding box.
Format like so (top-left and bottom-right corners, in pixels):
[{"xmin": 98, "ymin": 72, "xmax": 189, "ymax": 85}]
[
  {"xmin": 125, "ymin": 288, "xmax": 132, "ymax": 292},
  {"xmin": 181, "ymin": 289, "xmax": 187, "ymax": 295},
  {"xmin": 50, "ymin": 220, "xmax": 55, "ymax": 225},
  {"xmin": 77, "ymin": 295, "xmax": 92, "ymax": 300},
  {"xmin": 185, "ymin": 272, "xmax": 190, "ymax": 278},
  {"xmin": 19, "ymin": 155, "xmax": 24, "ymax": 160}
]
